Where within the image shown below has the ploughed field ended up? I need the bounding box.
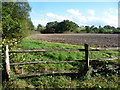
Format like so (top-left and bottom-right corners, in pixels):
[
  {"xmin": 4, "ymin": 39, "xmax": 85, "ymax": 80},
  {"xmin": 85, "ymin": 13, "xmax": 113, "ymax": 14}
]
[{"xmin": 27, "ymin": 34, "xmax": 119, "ymax": 48}]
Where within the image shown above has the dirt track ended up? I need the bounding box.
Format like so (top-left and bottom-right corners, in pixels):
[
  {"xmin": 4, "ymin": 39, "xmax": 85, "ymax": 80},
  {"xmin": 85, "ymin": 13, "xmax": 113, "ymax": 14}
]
[{"xmin": 27, "ymin": 34, "xmax": 119, "ymax": 48}]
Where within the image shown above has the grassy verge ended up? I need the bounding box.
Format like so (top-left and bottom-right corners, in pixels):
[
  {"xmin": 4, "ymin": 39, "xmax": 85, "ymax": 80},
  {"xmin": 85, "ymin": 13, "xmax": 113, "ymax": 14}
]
[{"xmin": 3, "ymin": 39, "xmax": 120, "ymax": 89}]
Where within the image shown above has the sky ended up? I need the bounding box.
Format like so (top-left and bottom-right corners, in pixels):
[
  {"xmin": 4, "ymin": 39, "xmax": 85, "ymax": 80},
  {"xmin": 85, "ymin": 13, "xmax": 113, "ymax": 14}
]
[{"xmin": 28, "ymin": 1, "xmax": 118, "ymax": 27}]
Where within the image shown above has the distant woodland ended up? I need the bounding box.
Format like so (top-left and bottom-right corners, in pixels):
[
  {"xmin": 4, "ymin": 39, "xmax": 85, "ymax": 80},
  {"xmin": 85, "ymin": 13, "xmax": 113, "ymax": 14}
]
[{"xmin": 37, "ymin": 20, "xmax": 120, "ymax": 34}]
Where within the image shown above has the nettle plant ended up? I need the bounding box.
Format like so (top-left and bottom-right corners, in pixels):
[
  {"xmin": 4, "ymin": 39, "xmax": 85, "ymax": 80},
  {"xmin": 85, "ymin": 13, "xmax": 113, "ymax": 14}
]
[
  {"xmin": 2, "ymin": 38, "xmax": 21, "ymax": 50},
  {"xmin": 1, "ymin": 38, "xmax": 21, "ymax": 65}
]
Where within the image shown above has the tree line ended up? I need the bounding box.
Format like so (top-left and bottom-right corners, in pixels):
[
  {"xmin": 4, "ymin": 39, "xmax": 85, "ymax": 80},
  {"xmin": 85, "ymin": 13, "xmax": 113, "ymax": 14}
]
[
  {"xmin": 37, "ymin": 20, "xmax": 120, "ymax": 34},
  {"xmin": 2, "ymin": 1, "xmax": 34, "ymax": 40},
  {"xmin": 37, "ymin": 20, "xmax": 79, "ymax": 33}
]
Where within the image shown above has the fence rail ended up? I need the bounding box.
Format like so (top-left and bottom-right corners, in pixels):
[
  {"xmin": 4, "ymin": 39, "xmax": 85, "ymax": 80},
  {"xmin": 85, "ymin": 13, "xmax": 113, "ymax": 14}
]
[
  {"xmin": 10, "ymin": 60, "xmax": 85, "ymax": 66},
  {"xmin": 4, "ymin": 44, "xmax": 119, "ymax": 80},
  {"xmin": 9, "ymin": 57, "xmax": 119, "ymax": 66},
  {"xmin": 89, "ymin": 47, "xmax": 119, "ymax": 51},
  {"xmin": 9, "ymin": 47, "xmax": 120, "ymax": 53},
  {"xmin": 90, "ymin": 57, "xmax": 119, "ymax": 61},
  {"xmin": 9, "ymin": 49, "xmax": 85, "ymax": 53},
  {"xmin": 16, "ymin": 70, "xmax": 79, "ymax": 78}
]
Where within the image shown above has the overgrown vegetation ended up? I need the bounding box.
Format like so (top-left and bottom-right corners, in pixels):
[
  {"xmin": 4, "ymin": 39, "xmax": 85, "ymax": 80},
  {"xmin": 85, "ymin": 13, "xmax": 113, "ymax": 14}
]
[
  {"xmin": 2, "ymin": 2, "xmax": 34, "ymax": 40},
  {"xmin": 1, "ymin": 1, "xmax": 35, "ymax": 88},
  {"xmin": 2, "ymin": 39, "xmax": 119, "ymax": 89}
]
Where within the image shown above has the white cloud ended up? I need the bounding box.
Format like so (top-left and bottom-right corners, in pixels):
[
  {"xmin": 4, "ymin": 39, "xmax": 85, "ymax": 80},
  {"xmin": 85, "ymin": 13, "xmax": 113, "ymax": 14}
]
[
  {"xmin": 108, "ymin": 8, "xmax": 118, "ymax": 14},
  {"xmin": 67, "ymin": 9, "xmax": 82, "ymax": 16},
  {"xmin": 32, "ymin": 8, "xmax": 118, "ymax": 27},
  {"xmin": 32, "ymin": 13, "xmax": 72, "ymax": 27},
  {"xmin": 66, "ymin": 8, "xmax": 117, "ymax": 27},
  {"xmin": 32, "ymin": 20, "xmax": 47, "ymax": 27},
  {"xmin": 87, "ymin": 9, "xmax": 95, "ymax": 16},
  {"xmin": 103, "ymin": 8, "xmax": 118, "ymax": 27},
  {"xmin": 46, "ymin": 13, "xmax": 70, "ymax": 21}
]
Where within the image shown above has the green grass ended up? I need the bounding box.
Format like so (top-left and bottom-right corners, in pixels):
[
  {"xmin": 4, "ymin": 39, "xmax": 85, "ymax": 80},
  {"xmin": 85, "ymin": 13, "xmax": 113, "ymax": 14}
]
[
  {"xmin": 7, "ymin": 39, "xmax": 120, "ymax": 89},
  {"xmin": 10, "ymin": 39, "xmax": 118, "ymax": 72},
  {"xmin": 10, "ymin": 39, "xmax": 85, "ymax": 73}
]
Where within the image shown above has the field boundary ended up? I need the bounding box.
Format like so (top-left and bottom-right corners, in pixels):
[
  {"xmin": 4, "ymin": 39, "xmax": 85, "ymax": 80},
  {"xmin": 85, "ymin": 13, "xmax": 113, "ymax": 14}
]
[
  {"xmin": 27, "ymin": 34, "xmax": 119, "ymax": 48},
  {"xmin": 4, "ymin": 44, "xmax": 119, "ymax": 81}
]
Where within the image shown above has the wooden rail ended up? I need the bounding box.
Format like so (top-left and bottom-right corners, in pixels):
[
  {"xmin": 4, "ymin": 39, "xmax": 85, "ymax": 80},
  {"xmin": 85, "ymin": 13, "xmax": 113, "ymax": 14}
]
[
  {"xmin": 10, "ymin": 60, "xmax": 85, "ymax": 66},
  {"xmin": 90, "ymin": 57, "xmax": 119, "ymax": 61},
  {"xmin": 9, "ymin": 49, "xmax": 85, "ymax": 53},
  {"xmin": 16, "ymin": 70, "xmax": 79, "ymax": 78},
  {"xmin": 4, "ymin": 44, "xmax": 119, "ymax": 80},
  {"xmin": 89, "ymin": 47, "xmax": 119, "ymax": 51},
  {"xmin": 9, "ymin": 57, "xmax": 119, "ymax": 66},
  {"xmin": 9, "ymin": 48, "xmax": 120, "ymax": 53}
]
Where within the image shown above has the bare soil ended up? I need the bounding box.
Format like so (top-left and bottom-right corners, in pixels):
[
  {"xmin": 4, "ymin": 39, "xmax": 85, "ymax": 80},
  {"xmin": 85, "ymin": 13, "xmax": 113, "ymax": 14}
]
[{"xmin": 27, "ymin": 34, "xmax": 119, "ymax": 48}]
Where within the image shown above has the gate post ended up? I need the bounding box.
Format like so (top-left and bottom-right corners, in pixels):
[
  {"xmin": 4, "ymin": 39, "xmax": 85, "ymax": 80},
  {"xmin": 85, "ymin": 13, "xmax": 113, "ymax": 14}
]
[
  {"xmin": 5, "ymin": 45, "xmax": 10, "ymax": 81},
  {"xmin": 85, "ymin": 44, "xmax": 89, "ymax": 71}
]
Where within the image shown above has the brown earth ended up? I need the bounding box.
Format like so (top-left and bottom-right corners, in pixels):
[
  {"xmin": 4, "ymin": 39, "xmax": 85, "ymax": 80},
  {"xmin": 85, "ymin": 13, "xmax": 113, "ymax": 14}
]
[{"xmin": 27, "ymin": 34, "xmax": 119, "ymax": 48}]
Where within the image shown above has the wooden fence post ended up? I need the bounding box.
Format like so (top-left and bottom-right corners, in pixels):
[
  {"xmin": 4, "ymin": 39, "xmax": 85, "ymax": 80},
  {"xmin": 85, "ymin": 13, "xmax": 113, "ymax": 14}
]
[
  {"xmin": 85, "ymin": 44, "xmax": 89, "ymax": 71},
  {"xmin": 5, "ymin": 45, "xmax": 10, "ymax": 80}
]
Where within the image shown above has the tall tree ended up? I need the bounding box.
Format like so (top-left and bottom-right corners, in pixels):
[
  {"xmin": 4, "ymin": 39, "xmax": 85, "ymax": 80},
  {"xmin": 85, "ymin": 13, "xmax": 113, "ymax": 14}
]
[
  {"xmin": 45, "ymin": 21, "xmax": 58, "ymax": 33},
  {"xmin": 42, "ymin": 20, "xmax": 79, "ymax": 33},
  {"xmin": 37, "ymin": 24, "xmax": 42, "ymax": 31},
  {"xmin": 26, "ymin": 18, "xmax": 34, "ymax": 31},
  {"xmin": 2, "ymin": 2, "xmax": 33, "ymax": 39},
  {"xmin": 85, "ymin": 26, "xmax": 90, "ymax": 33},
  {"xmin": 57, "ymin": 20, "xmax": 79, "ymax": 33}
]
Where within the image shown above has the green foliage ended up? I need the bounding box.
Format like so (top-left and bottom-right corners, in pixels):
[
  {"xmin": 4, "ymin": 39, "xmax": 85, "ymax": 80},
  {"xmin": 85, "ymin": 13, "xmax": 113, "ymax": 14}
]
[
  {"xmin": 42, "ymin": 21, "xmax": 58, "ymax": 33},
  {"xmin": 41, "ymin": 19, "xmax": 119, "ymax": 34},
  {"xmin": 37, "ymin": 24, "xmax": 43, "ymax": 32},
  {"xmin": 83, "ymin": 25, "xmax": 120, "ymax": 34},
  {"xmin": 78, "ymin": 74, "xmax": 119, "ymax": 88},
  {"xmin": 2, "ymin": 38, "xmax": 21, "ymax": 65},
  {"xmin": 42, "ymin": 20, "xmax": 79, "ymax": 33},
  {"xmin": 27, "ymin": 76, "xmax": 78, "ymax": 88},
  {"xmin": 27, "ymin": 74, "xmax": 119, "ymax": 88},
  {"xmin": 57, "ymin": 20, "xmax": 79, "ymax": 33},
  {"xmin": 74, "ymin": 27, "xmax": 85, "ymax": 33},
  {"xmin": 85, "ymin": 26, "xmax": 91, "ymax": 33},
  {"xmin": 26, "ymin": 18, "xmax": 34, "ymax": 31},
  {"xmin": 2, "ymin": 38, "xmax": 20, "ymax": 50},
  {"xmin": 113, "ymin": 28, "xmax": 120, "ymax": 34},
  {"xmin": 2, "ymin": 2, "xmax": 34, "ymax": 40},
  {"xmin": 2, "ymin": 78, "xmax": 34, "ymax": 89}
]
